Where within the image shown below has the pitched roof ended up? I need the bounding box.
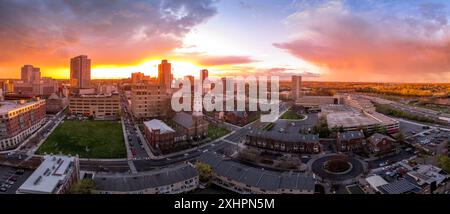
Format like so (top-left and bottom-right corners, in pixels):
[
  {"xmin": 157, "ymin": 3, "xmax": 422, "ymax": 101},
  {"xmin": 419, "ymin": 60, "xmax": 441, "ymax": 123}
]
[
  {"xmin": 47, "ymin": 93, "xmax": 60, "ymax": 100},
  {"xmin": 338, "ymin": 131, "xmax": 365, "ymax": 141},
  {"xmin": 378, "ymin": 180, "xmax": 420, "ymax": 194},
  {"xmin": 247, "ymin": 130, "xmax": 319, "ymax": 143},
  {"xmin": 198, "ymin": 152, "xmax": 314, "ymax": 192},
  {"xmin": 368, "ymin": 133, "xmax": 395, "ymax": 145},
  {"xmin": 94, "ymin": 163, "xmax": 198, "ymax": 192}
]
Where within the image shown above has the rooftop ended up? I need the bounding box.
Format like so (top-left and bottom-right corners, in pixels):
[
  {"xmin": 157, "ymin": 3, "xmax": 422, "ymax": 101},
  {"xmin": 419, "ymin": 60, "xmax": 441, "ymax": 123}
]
[
  {"xmin": 94, "ymin": 163, "xmax": 198, "ymax": 192},
  {"xmin": 17, "ymin": 155, "xmax": 77, "ymax": 194},
  {"xmin": 172, "ymin": 112, "xmax": 207, "ymax": 129},
  {"xmin": 368, "ymin": 133, "xmax": 395, "ymax": 145},
  {"xmin": 172, "ymin": 112, "xmax": 196, "ymax": 128},
  {"xmin": 144, "ymin": 119, "xmax": 175, "ymax": 134},
  {"xmin": 365, "ymin": 175, "xmax": 388, "ymax": 192},
  {"xmin": 247, "ymin": 130, "xmax": 319, "ymax": 143},
  {"xmin": 198, "ymin": 152, "xmax": 314, "ymax": 192},
  {"xmin": 326, "ymin": 109, "xmax": 398, "ymax": 128},
  {"xmin": 0, "ymin": 99, "xmax": 44, "ymax": 114},
  {"xmin": 338, "ymin": 131, "xmax": 365, "ymax": 141},
  {"xmin": 378, "ymin": 180, "xmax": 421, "ymax": 194}
]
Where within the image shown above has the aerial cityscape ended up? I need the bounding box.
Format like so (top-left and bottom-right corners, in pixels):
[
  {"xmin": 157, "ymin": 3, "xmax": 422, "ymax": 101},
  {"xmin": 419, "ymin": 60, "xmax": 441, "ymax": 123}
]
[{"xmin": 0, "ymin": 0, "xmax": 450, "ymax": 200}]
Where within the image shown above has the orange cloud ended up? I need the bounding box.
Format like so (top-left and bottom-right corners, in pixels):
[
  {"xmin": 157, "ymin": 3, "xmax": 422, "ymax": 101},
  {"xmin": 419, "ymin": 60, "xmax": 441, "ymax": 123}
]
[
  {"xmin": 0, "ymin": 0, "xmax": 218, "ymax": 78},
  {"xmin": 274, "ymin": 1, "xmax": 450, "ymax": 82}
]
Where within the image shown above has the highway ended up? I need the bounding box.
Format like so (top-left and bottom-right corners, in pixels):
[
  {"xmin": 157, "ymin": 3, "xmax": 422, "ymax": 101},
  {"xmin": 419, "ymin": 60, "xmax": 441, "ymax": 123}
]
[{"xmin": 360, "ymin": 94, "xmax": 450, "ymax": 127}]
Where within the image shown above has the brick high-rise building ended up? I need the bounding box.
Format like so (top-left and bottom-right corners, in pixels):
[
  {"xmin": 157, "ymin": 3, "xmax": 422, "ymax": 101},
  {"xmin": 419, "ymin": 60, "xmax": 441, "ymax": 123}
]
[
  {"xmin": 130, "ymin": 82, "xmax": 172, "ymax": 120},
  {"xmin": 200, "ymin": 69, "xmax": 208, "ymax": 82},
  {"xmin": 70, "ymin": 55, "xmax": 91, "ymax": 89},
  {"xmin": 291, "ymin": 75, "xmax": 302, "ymax": 101},
  {"xmin": 21, "ymin": 65, "xmax": 34, "ymax": 83},
  {"xmin": 0, "ymin": 99, "xmax": 46, "ymax": 151},
  {"xmin": 158, "ymin": 60, "xmax": 172, "ymax": 88}
]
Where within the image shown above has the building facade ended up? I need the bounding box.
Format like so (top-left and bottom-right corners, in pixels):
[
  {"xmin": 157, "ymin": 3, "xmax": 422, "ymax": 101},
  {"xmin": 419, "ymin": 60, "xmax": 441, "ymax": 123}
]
[
  {"xmin": 46, "ymin": 93, "xmax": 68, "ymax": 113},
  {"xmin": 200, "ymin": 69, "xmax": 208, "ymax": 82},
  {"xmin": 143, "ymin": 119, "xmax": 176, "ymax": 152},
  {"xmin": 130, "ymin": 83, "xmax": 172, "ymax": 120},
  {"xmin": 158, "ymin": 60, "xmax": 172, "ymax": 88},
  {"xmin": 0, "ymin": 99, "xmax": 46, "ymax": 151},
  {"xmin": 367, "ymin": 133, "xmax": 396, "ymax": 155},
  {"xmin": 172, "ymin": 112, "xmax": 209, "ymax": 140},
  {"xmin": 94, "ymin": 163, "xmax": 199, "ymax": 194},
  {"xmin": 291, "ymin": 75, "xmax": 302, "ymax": 101},
  {"xmin": 224, "ymin": 111, "xmax": 248, "ymax": 126},
  {"xmin": 336, "ymin": 131, "xmax": 366, "ymax": 152},
  {"xmin": 69, "ymin": 93, "xmax": 120, "ymax": 118},
  {"xmin": 70, "ymin": 55, "xmax": 91, "ymax": 89},
  {"xmin": 245, "ymin": 131, "xmax": 321, "ymax": 153},
  {"xmin": 15, "ymin": 65, "xmax": 58, "ymax": 97}
]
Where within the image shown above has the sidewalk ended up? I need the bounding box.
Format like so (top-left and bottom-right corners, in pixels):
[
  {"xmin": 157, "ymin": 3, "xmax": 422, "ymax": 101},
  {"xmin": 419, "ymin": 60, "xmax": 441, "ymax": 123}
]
[
  {"xmin": 134, "ymin": 124, "xmax": 158, "ymax": 159},
  {"xmin": 29, "ymin": 113, "xmax": 66, "ymax": 155},
  {"xmin": 0, "ymin": 116, "xmax": 51, "ymax": 155},
  {"xmin": 121, "ymin": 116, "xmax": 133, "ymax": 160}
]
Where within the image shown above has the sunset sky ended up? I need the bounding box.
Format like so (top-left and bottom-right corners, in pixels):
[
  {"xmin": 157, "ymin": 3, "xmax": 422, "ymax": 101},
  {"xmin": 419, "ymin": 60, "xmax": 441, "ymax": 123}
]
[{"xmin": 1, "ymin": 0, "xmax": 450, "ymax": 82}]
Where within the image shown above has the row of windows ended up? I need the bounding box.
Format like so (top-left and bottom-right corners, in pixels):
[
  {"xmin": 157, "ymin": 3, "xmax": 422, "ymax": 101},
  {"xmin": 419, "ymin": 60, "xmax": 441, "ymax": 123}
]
[
  {"xmin": 0, "ymin": 120, "xmax": 44, "ymax": 150},
  {"xmin": 0, "ymin": 102, "xmax": 45, "ymax": 119}
]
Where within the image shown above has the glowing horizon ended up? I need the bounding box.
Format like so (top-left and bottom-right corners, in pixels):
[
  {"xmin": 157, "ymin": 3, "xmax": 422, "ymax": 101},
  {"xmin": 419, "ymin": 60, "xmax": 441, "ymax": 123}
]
[{"xmin": 1, "ymin": 0, "xmax": 450, "ymax": 83}]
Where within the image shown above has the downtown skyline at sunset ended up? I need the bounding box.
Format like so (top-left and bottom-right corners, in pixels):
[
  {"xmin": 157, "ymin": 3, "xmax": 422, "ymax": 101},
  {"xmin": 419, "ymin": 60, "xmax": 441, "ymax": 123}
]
[
  {"xmin": 1, "ymin": 0, "xmax": 450, "ymax": 82},
  {"xmin": 3, "ymin": 0, "xmax": 450, "ymax": 203}
]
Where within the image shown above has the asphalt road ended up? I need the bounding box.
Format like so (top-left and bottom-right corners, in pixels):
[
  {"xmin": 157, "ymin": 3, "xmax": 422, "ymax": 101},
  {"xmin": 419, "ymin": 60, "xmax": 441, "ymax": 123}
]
[
  {"xmin": 120, "ymin": 95, "xmax": 148, "ymax": 159},
  {"xmin": 79, "ymin": 140, "xmax": 235, "ymax": 172},
  {"xmin": 310, "ymin": 155, "xmax": 365, "ymax": 182}
]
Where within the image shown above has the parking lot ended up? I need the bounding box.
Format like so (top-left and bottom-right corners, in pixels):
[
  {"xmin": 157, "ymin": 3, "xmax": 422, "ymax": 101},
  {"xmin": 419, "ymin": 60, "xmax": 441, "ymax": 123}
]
[
  {"xmin": 0, "ymin": 166, "xmax": 32, "ymax": 194},
  {"xmin": 399, "ymin": 121, "xmax": 427, "ymax": 138},
  {"xmin": 408, "ymin": 129, "xmax": 450, "ymax": 155}
]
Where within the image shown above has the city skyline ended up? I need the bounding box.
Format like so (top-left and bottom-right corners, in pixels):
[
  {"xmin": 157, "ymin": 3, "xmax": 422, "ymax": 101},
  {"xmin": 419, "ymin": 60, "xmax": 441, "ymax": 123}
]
[{"xmin": 1, "ymin": 0, "xmax": 450, "ymax": 83}]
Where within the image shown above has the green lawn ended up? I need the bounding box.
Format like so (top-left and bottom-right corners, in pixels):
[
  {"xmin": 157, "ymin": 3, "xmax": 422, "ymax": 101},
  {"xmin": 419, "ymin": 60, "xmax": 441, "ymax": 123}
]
[
  {"xmin": 280, "ymin": 110, "xmax": 305, "ymax": 120},
  {"xmin": 37, "ymin": 120, "xmax": 126, "ymax": 158},
  {"xmin": 207, "ymin": 126, "xmax": 230, "ymax": 140}
]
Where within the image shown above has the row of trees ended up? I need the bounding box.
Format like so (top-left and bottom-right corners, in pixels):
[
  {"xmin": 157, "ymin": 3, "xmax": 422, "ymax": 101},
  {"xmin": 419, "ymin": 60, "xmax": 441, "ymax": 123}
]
[{"xmin": 375, "ymin": 104, "xmax": 442, "ymax": 124}]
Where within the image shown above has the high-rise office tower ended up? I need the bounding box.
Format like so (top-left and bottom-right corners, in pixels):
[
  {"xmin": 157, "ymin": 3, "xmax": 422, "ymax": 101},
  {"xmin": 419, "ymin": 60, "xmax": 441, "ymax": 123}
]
[
  {"xmin": 70, "ymin": 55, "xmax": 91, "ymax": 89},
  {"xmin": 291, "ymin": 75, "xmax": 302, "ymax": 101},
  {"xmin": 158, "ymin": 60, "xmax": 172, "ymax": 88},
  {"xmin": 31, "ymin": 67, "xmax": 41, "ymax": 84},
  {"xmin": 21, "ymin": 65, "xmax": 34, "ymax": 83},
  {"xmin": 184, "ymin": 75, "xmax": 195, "ymax": 86},
  {"xmin": 200, "ymin": 69, "xmax": 208, "ymax": 82}
]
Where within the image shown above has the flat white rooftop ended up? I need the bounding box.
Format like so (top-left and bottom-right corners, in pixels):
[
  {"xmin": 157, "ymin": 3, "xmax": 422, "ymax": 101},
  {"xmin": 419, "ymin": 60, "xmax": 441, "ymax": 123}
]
[
  {"xmin": 17, "ymin": 155, "xmax": 77, "ymax": 194},
  {"xmin": 144, "ymin": 119, "xmax": 175, "ymax": 134},
  {"xmin": 0, "ymin": 100, "xmax": 44, "ymax": 114},
  {"xmin": 326, "ymin": 108, "xmax": 398, "ymax": 128}
]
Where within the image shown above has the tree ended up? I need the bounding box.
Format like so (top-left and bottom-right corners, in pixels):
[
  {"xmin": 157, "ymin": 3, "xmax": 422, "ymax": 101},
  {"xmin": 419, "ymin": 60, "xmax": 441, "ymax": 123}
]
[
  {"xmin": 68, "ymin": 179, "xmax": 95, "ymax": 194},
  {"xmin": 313, "ymin": 117, "xmax": 331, "ymax": 138},
  {"xmin": 195, "ymin": 162, "xmax": 214, "ymax": 186},
  {"xmin": 437, "ymin": 155, "xmax": 450, "ymax": 173},
  {"xmin": 394, "ymin": 131, "xmax": 406, "ymax": 143}
]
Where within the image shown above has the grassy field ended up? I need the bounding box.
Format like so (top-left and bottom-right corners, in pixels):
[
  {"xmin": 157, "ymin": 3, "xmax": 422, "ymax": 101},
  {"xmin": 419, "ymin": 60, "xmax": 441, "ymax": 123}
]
[
  {"xmin": 37, "ymin": 120, "xmax": 126, "ymax": 158},
  {"xmin": 207, "ymin": 126, "xmax": 230, "ymax": 140},
  {"xmin": 280, "ymin": 110, "xmax": 305, "ymax": 120}
]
